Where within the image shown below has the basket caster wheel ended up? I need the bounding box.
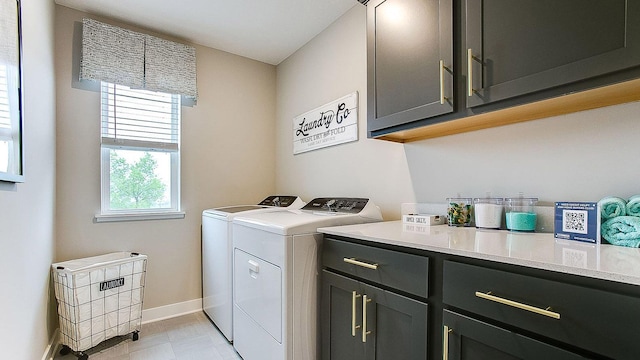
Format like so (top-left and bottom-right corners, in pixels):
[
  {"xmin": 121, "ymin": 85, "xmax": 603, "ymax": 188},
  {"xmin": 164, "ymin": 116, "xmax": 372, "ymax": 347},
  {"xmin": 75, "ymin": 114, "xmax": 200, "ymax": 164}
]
[
  {"xmin": 132, "ymin": 331, "xmax": 139, "ymax": 341},
  {"xmin": 78, "ymin": 353, "xmax": 88, "ymax": 360},
  {"xmin": 59, "ymin": 345, "xmax": 71, "ymax": 355}
]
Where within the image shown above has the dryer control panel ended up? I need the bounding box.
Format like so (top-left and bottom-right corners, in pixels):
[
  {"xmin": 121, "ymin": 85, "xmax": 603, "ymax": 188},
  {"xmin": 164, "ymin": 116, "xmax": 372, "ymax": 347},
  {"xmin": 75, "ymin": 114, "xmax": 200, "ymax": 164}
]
[
  {"xmin": 258, "ymin": 196, "xmax": 300, "ymax": 207},
  {"xmin": 301, "ymin": 197, "xmax": 369, "ymax": 214}
]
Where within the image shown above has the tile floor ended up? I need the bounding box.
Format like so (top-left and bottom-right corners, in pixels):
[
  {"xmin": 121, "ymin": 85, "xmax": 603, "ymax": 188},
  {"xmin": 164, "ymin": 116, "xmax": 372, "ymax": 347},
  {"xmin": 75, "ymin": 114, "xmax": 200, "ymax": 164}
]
[{"xmin": 53, "ymin": 312, "xmax": 242, "ymax": 360}]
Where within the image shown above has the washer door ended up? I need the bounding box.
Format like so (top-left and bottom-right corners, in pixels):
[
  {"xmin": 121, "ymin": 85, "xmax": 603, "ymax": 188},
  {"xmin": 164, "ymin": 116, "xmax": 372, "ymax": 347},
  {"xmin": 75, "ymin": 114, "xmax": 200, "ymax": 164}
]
[{"xmin": 234, "ymin": 249, "xmax": 282, "ymax": 342}]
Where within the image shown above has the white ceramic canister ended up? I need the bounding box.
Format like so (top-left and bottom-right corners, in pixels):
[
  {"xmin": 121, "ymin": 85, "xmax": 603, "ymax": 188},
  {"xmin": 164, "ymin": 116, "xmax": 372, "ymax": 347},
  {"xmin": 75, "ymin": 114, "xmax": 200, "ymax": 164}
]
[{"xmin": 473, "ymin": 197, "xmax": 504, "ymax": 229}]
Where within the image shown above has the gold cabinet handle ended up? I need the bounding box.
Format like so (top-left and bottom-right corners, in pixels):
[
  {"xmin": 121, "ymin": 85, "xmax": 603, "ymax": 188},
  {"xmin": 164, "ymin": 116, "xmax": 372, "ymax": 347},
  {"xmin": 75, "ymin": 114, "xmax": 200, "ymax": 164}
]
[
  {"xmin": 439, "ymin": 60, "xmax": 448, "ymax": 105},
  {"xmin": 351, "ymin": 291, "xmax": 361, "ymax": 336},
  {"xmin": 443, "ymin": 325, "xmax": 452, "ymax": 360},
  {"xmin": 467, "ymin": 49, "xmax": 474, "ymax": 97},
  {"xmin": 344, "ymin": 257, "xmax": 378, "ymax": 270},
  {"xmin": 475, "ymin": 291, "xmax": 561, "ymax": 319},
  {"xmin": 362, "ymin": 295, "xmax": 372, "ymax": 343}
]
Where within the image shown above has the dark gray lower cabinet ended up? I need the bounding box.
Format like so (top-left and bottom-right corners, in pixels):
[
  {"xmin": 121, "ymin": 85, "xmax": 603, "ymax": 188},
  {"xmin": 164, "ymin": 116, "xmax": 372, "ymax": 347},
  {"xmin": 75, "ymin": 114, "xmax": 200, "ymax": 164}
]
[
  {"xmin": 442, "ymin": 260, "xmax": 640, "ymax": 359},
  {"xmin": 322, "ymin": 236, "xmax": 640, "ymax": 359},
  {"xmin": 321, "ymin": 270, "xmax": 428, "ymax": 360},
  {"xmin": 442, "ymin": 310, "xmax": 586, "ymax": 360}
]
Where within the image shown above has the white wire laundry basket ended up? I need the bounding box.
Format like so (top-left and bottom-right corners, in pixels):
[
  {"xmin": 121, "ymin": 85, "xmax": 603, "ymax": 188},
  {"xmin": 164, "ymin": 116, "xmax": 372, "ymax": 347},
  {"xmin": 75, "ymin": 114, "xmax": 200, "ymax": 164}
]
[{"xmin": 52, "ymin": 252, "xmax": 147, "ymax": 355}]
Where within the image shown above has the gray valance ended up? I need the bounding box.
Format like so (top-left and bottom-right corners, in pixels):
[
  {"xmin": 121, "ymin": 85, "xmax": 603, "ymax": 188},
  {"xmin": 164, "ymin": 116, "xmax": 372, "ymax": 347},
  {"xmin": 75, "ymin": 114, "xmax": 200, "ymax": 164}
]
[
  {"xmin": 80, "ymin": 18, "xmax": 197, "ymax": 100},
  {"xmin": 80, "ymin": 18, "xmax": 145, "ymax": 88},
  {"xmin": 0, "ymin": 0, "xmax": 19, "ymax": 66},
  {"xmin": 145, "ymin": 35, "xmax": 197, "ymax": 99}
]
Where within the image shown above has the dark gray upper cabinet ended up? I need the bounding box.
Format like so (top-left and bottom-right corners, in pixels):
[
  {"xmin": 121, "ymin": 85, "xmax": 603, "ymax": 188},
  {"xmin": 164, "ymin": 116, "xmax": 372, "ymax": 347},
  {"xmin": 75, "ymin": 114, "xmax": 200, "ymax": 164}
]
[
  {"xmin": 466, "ymin": 0, "xmax": 640, "ymax": 107},
  {"xmin": 368, "ymin": 0, "xmax": 640, "ymax": 140},
  {"xmin": 367, "ymin": 0, "xmax": 453, "ymax": 133}
]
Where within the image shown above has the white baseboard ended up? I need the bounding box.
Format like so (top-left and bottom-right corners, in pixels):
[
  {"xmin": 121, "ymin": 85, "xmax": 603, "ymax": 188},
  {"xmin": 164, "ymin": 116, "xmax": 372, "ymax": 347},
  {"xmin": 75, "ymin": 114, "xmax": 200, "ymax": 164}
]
[
  {"xmin": 41, "ymin": 329, "xmax": 59, "ymax": 360},
  {"xmin": 142, "ymin": 298, "xmax": 203, "ymax": 324},
  {"xmin": 42, "ymin": 299, "xmax": 203, "ymax": 359}
]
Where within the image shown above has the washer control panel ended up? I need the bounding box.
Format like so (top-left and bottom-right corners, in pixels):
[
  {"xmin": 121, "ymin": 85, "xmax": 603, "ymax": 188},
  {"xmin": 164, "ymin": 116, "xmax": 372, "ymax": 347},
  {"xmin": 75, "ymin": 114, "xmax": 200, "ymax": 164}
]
[
  {"xmin": 301, "ymin": 197, "xmax": 369, "ymax": 214},
  {"xmin": 258, "ymin": 196, "xmax": 299, "ymax": 207}
]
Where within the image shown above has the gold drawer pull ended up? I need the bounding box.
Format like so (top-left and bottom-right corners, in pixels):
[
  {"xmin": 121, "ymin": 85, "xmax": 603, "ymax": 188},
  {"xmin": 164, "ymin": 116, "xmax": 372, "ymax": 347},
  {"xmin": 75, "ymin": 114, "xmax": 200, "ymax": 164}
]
[
  {"xmin": 439, "ymin": 60, "xmax": 451, "ymax": 105},
  {"xmin": 467, "ymin": 48, "xmax": 474, "ymax": 97},
  {"xmin": 442, "ymin": 325, "xmax": 452, "ymax": 360},
  {"xmin": 344, "ymin": 257, "xmax": 378, "ymax": 270},
  {"xmin": 362, "ymin": 295, "xmax": 372, "ymax": 343},
  {"xmin": 475, "ymin": 291, "xmax": 560, "ymax": 319},
  {"xmin": 351, "ymin": 291, "xmax": 361, "ymax": 336}
]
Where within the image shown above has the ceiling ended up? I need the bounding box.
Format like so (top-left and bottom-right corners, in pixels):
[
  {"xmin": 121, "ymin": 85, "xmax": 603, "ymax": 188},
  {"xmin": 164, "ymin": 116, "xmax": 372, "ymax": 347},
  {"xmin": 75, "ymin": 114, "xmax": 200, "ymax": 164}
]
[{"xmin": 54, "ymin": 0, "xmax": 359, "ymax": 65}]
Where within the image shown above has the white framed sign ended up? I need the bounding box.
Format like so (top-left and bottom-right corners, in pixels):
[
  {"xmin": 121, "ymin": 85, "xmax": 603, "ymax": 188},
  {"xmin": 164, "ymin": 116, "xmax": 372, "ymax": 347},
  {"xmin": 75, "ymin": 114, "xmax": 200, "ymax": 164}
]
[{"xmin": 293, "ymin": 92, "xmax": 358, "ymax": 155}]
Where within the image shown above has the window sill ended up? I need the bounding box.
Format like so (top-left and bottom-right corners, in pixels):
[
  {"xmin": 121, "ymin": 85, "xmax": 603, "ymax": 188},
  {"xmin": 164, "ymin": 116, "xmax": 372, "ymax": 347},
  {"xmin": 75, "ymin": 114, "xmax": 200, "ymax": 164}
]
[{"xmin": 94, "ymin": 211, "xmax": 186, "ymax": 223}]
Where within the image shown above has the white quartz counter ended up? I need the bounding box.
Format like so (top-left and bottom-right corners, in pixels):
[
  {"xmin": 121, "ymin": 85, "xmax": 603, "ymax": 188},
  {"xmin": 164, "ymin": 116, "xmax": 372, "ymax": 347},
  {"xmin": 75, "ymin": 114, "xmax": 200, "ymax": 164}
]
[{"xmin": 319, "ymin": 220, "xmax": 640, "ymax": 286}]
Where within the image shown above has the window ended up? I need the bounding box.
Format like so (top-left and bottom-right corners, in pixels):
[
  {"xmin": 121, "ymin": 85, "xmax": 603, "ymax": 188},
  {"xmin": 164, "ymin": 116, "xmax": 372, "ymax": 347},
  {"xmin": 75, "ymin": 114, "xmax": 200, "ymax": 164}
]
[
  {"xmin": 0, "ymin": 64, "xmax": 13, "ymax": 173},
  {"xmin": 0, "ymin": 0, "xmax": 24, "ymax": 182},
  {"xmin": 98, "ymin": 82, "xmax": 183, "ymax": 221},
  {"xmin": 0, "ymin": 62, "xmax": 20, "ymax": 178}
]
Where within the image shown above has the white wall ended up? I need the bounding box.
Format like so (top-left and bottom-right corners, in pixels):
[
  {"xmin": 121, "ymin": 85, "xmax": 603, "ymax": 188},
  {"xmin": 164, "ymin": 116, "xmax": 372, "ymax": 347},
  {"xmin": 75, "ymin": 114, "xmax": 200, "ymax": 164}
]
[
  {"xmin": 276, "ymin": 5, "xmax": 414, "ymax": 220},
  {"xmin": 0, "ymin": 0, "xmax": 57, "ymax": 358},
  {"xmin": 55, "ymin": 6, "xmax": 277, "ymax": 310},
  {"xmin": 276, "ymin": 5, "xmax": 640, "ymax": 220}
]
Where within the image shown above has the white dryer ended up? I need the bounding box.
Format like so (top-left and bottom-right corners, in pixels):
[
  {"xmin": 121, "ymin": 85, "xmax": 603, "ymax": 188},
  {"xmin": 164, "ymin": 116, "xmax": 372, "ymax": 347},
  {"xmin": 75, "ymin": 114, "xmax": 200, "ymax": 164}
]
[
  {"xmin": 202, "ymin": 195, "xmax": 305, "ymax": 342},
  {"xmin": 231, "ymin": 198, "xmax": 383, "ymax": 360}
]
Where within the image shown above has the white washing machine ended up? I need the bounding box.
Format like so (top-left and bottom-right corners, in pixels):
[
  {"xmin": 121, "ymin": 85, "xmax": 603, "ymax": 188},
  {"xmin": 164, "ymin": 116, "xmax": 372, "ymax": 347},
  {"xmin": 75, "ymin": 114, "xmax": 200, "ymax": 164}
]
[
  {"xmin": 202, "ymin": 195, "xmax": 305, "ymax": 342},
  {"xmin": 231, "ymin": 197, "xmax": 383, "ymax": 360}
]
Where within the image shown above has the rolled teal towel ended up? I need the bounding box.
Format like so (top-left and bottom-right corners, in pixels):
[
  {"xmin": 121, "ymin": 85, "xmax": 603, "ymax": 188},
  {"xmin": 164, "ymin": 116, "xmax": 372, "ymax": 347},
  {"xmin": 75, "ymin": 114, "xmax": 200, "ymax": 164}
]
[
  {"xmin": 626, "ymin": 195, "xmax": 640, "ymax": 217},
  {"xmin": 598, "ymin": 196, "xmax": 627, "ymax": 219},
  {"xmin": 601, "ymin": 216, "xmax": 640, "ymax": 248}
]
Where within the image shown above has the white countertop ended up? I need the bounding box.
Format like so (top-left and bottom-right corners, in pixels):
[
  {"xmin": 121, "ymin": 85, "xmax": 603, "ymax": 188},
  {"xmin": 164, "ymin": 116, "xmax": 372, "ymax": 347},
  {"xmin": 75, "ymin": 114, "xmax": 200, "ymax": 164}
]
[{"xmin": 319, "ymin": 220, "xmax": 640, "ymax": 286}]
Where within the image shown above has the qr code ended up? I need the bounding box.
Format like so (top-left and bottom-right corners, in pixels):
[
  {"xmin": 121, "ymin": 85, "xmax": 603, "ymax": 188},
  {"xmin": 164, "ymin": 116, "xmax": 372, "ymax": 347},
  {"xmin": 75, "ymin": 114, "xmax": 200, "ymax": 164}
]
[
  {"xmin": 562, "ymin": 210, "xmax": 588, "ymax": 234},
  {"xmin": 562, "ymin": 248, "xmax": 588, "ymax": 268}
]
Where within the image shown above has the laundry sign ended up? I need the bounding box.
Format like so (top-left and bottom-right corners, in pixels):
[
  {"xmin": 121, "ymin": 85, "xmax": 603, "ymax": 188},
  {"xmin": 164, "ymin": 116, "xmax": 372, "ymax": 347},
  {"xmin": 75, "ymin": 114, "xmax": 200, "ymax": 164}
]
[
  {"xmin": 293, "ymin": 92, "xmax": 358, "ymax": 155},
  {"xmin": 100, "ymin": 277, "xmax": 125, "ymax": 291}
]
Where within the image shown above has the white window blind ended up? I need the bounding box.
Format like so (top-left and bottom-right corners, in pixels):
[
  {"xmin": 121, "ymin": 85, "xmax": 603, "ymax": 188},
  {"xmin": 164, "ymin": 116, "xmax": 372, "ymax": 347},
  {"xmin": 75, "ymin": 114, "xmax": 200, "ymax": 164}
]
[
  {"xmin": 101, "ymin": 82, "xmax": 180, "ymax": 151},
  {"xmin": 0, "ymin": 64, "xmax": 10, "ymax": 133},
  {"xmin": 0, "ymin": 63, "xmax": 19, "ymax": 175},
  {"xmin": 0, "ymin": 64, "xmax": 11, "ymax": 172}
]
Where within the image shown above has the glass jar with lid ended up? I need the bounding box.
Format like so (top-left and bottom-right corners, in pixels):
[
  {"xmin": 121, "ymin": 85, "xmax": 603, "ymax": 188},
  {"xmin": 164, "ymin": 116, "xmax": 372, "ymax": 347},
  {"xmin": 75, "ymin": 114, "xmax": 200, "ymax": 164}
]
[
  {"xmin": 446, "ymin": 197, "xmax": 473, "ymax": 227},
  {"xmin": 473, "ymin": 197, "xmax": 504, "ymax": 229},
  {"xmin": 504, "ymin": 196, "xmax": 538, "ymax": 232}
]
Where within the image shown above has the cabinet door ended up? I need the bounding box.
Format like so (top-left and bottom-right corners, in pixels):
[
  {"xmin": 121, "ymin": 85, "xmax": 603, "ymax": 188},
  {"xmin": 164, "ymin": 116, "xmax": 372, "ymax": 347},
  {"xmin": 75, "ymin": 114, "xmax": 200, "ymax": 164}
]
[
  {"xmin": 321, "ymin": 270, "xmax": 366, "ymax": 360},
  {"xmin": 367, "ymin": 0, "xmax": 453, "ymax": 133},
  {"xmin": 360, "ymin": 282, "xmax": 428, "ymax": 360},
  {"xmin": 321, "ymin": 270, "xmax": 429, "ymax": 360},
  {"xmin": 442, "ymin": 310, "xmax": 587, "ymax": 360},
  {"xmin": 465, "ymin": 0, "xmax": 640, "ymax": 107}
]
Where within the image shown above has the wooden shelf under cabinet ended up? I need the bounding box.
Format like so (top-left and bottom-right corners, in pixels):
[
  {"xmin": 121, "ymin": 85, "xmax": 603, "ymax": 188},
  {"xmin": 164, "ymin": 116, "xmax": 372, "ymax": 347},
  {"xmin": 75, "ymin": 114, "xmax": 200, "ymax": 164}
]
[{"xmin": 375, "ymin": 78, "xmax": 640, "ymax": 143}]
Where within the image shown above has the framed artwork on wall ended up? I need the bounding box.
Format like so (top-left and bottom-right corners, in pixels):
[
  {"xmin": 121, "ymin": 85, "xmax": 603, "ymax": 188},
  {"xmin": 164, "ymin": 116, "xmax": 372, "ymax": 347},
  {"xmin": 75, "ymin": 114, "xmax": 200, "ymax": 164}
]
[{"xmin": 0, "ymin": 0, "xmax": 24, "ymax": 183}]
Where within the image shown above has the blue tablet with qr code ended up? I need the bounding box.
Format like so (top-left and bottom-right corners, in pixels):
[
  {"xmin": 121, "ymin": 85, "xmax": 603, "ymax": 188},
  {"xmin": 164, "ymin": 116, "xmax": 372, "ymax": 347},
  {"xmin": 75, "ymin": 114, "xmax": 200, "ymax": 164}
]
[{"xmin": 554, "ymin": 202, "xmax": 601, "ymax": 243}]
